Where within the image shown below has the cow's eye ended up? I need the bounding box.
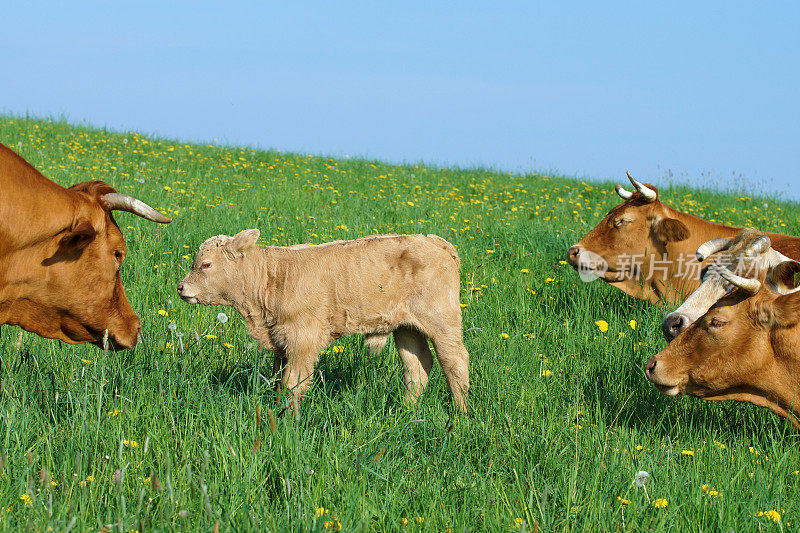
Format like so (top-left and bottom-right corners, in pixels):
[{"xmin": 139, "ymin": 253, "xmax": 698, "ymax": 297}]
[
  {"xmin": 114, "ymin": 250, "xmax": 123, "ymax": 261},
  {"xmin": 614, "ymin": 218, "xmax": 631, "ymax": 228},
  {"xmin": 201, "ymin": 261, "xmax": 212, "ymax": 270},
  {"xmin": 709, "ymin": 317, "xmax": 728, "ymax": 329}
]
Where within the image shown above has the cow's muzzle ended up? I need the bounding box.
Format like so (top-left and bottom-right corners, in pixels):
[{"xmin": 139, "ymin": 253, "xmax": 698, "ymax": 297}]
[{"xmin": 644, "ymin": 356, "xmax": 681, "ymax": 397}]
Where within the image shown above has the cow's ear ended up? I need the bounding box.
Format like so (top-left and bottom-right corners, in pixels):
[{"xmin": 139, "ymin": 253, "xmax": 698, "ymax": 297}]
[
  {"xmin": 760, "ymin": 291, "xmax": 800, "ymax": 328},
  {"xmin": 60, "ymin": 220, "xmax": 97, "ymax": 250},
  {"xmin": 770, "ymin": 261, "xmax": 800, "ymax": 293},
  {"xmin": 653, "ymin": 217, "xmax": 690, "ymax": 242},
  {"xmin": 230, "ymin": 229, "xmax": 260, "ymax": 255}
]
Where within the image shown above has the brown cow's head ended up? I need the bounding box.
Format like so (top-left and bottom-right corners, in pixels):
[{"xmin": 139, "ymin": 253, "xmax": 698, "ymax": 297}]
[
  {"xmin": 662, "ymin": 230, "xmax": 800, "ymax": 340},
  {"xmin": 177, "ymin": 229, "xmax": 260, "ymax": 307},
  {"xmin": 10, "ymin": 181, "xmax": 172, "ymax": 349},
  {"xmin": 645, "ymin": 267, "xmax": 800, "ymax": 424},
  {"xmin": 567, "ymin": 172, "xmax": 689, "ymax": 283}
]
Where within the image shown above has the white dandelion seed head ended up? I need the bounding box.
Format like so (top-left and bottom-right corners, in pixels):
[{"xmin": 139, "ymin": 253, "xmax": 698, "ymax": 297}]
[
  {"xmin": 634, "ymin": 470, "xmax": 650, "ymax": 487},
  {"xmin": 168, "ymin": 323, "xmax": 177, "ymax": 331},
  {"xmin": 217, "ymin": 312, "xmax": 229, "ymax": 324}
]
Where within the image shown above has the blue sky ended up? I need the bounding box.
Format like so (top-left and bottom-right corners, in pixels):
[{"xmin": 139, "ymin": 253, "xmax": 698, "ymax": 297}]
[{"xmin": 2, "ymin": 2, "xmax": 798, "ymax": 199}]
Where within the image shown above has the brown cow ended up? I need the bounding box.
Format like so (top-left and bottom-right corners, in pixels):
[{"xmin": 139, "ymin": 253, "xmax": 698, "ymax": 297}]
[
  {"xmin": 177, "ymin": 230, "xmax": 470, "ymax": 411},
  {"xmin": 645, "ymin": 266, "xmax": 800, "ymax": 427},
  {"xmin": 567, "ymin": 172, "xmax": 795, "ymax": 305},
  {"xmin": 662, "ymin": 229, "xmax": 800, "ymax": 340},
  {"xmin": 0, "ymin": 142, "xmax": 171, "ymax": 349}
]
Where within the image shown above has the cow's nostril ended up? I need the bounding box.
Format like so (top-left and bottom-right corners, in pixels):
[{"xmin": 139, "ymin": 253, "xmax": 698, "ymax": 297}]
[
  {"xmin": 177, "ymin": 284, "xmax": 183, "ymax": 294},
  {"xmin": 568, "ymin": 245, "xmax": 581, "ymax": 258},
  {"xmin": 645, "ymin": 357, "xmax": 657, "ymax": 375}
]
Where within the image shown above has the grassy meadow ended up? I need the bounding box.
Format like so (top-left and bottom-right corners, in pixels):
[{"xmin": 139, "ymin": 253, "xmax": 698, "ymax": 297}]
[{"xmin": 1, "ymin": 115, "xmax": 800, "ymax": 531}]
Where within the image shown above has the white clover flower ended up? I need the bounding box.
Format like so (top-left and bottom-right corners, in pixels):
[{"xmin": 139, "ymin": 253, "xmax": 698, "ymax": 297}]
[
  {"xmin": 168, "ymin": 323, "xmax": 177, "ymax": 331},
  {"xmin": 217, "ymin": 312, "xmax": 229, "ymax": 324},
  {"xmin": 634, "ymin": 470, "xmax": 650, "ymax": 487}
]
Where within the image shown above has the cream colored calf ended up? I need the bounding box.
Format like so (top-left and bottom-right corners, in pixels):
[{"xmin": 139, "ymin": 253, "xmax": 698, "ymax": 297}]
[{"xmin": 178, "ymin": 230, "xmax": 469, "ymax": 412}]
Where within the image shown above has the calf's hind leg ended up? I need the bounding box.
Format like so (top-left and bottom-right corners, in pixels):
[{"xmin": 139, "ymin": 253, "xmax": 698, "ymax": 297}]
[
  {"xmin": 429, "ymin": 331, "xmax": 469, "ymax": 412},
  {"xmin": 394, "ymin": 326, "xmax": 434, "ymax": 406}
]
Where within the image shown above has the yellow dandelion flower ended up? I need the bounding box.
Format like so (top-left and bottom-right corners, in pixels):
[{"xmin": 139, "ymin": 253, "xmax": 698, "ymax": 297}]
[
  {"xmin": 617, "ymin": 497, "xmax": 631, "ymax": 505},
  {"xmin": 157, "ymin": 310, "xmax": 168, "ymax": 316},
  {"xmin": 541, "ymin": 369, "xmax": 553, "ymax": 377},
  {"xmin": 681, "ymin": 450, "xmax": 694, "ymax": 457},
  {"xmin": 629, "ymin": 320, "xmax": 637, "ymax": 330},
  {"xmin": 653, "ymin": 498, "xmax": 668, "ymax": 508},
  {"xmin": 205, "ymin": 334, "xmax": 217, "ymax": 339},
  {"xmin": 595, "ymin": 320, "xmax": 609, "ymax": 333},
  {"xmin": 520, "ymin": 269, "xmax": 529, "ymax": 273},
  {"xmin": 757, "ymin": 510, "xmax": 780, "ymax": 522},
  {"xmin": 501, "ymin": 333, "xmax": 510, "ymax": 339},
  {"xmin": 545, "ymin": 277, "xmax": 555, "ymax": 283},
  {"xmin": 109, "ymin": 410, "xmax": 122, "ymax": 417}
]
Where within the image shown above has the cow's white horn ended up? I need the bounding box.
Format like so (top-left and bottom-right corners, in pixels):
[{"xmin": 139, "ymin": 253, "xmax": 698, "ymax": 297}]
[
  {"xmin": 696, "ymin": 237, "xmax": 733, "ymax": 262},
  {"xmin": 615, "ymin": 184, "xmax": 633, "ymax": 200},
  {"xmin": 102, "ymin": 193, "xmax": 172, "ymax": 224},
  {"xmin": 718, "ymin": 267, "xmax": 761, "ymax": 294},
  {"xmin": 626, "ymin": 172, "xmax": 657, "ymax": 202},
  {"xmin": 743, "ymin": 235, "xmax": 771, "ymax": 257}
]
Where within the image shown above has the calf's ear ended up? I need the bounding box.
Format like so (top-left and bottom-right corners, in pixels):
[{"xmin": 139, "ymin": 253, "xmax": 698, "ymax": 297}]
[
  {"xmin": 653, "ymin": 217, "xmax": 690, "ymax": 242},
  {"xmin": 60, "ymin": 220, "xmax": 97, "ymax": 250},
  {"xmin": 230, "ymin": 229, "xmax": 260, "ymax": 255}
]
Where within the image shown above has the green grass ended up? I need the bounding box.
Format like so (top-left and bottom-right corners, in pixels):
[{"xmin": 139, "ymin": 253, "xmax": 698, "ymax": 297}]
[{"xmin": 1, "ymin": 115, "xmax": 799, "ymax": 531}]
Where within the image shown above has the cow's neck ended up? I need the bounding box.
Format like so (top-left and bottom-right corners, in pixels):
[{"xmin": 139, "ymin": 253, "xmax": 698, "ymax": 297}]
[
  {"xmin": 759, "ymin": 329, "xmax": 800, "ymax": 427},
  {"xmin": 0, "ymin": 144, "xmax": 81, "ymax": 252}
]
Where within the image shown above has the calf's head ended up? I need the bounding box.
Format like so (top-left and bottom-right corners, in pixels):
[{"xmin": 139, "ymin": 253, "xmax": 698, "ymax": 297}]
[
  {"xmin": 178, "ymin": 229, "xmax": 261, "ymax": 306},
  {"xmin": 662, "ymin": 230, "xmax": 800, "ymax": 341},
  {"xmin": 646, "ymin": 267, "xmax": 800, "ymax": 424},
  {"xmin": 567, "ymin": 172, "xmax": 689, "ymax": 282}
]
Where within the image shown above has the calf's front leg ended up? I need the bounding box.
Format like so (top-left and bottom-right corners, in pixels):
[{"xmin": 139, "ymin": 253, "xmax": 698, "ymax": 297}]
[{"xmin": 279, "ymin": 330, "xmax": 325, "ymax": 410}]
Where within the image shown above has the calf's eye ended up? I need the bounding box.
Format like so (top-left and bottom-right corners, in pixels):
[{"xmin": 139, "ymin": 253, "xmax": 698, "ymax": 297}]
[
  {"xmin": 614, "ymin": 218, "xmax": 631, "ymax": 228},
  {"xmin": 201, "ymin": 261, "xmax": 212, "ymax": 270}
]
